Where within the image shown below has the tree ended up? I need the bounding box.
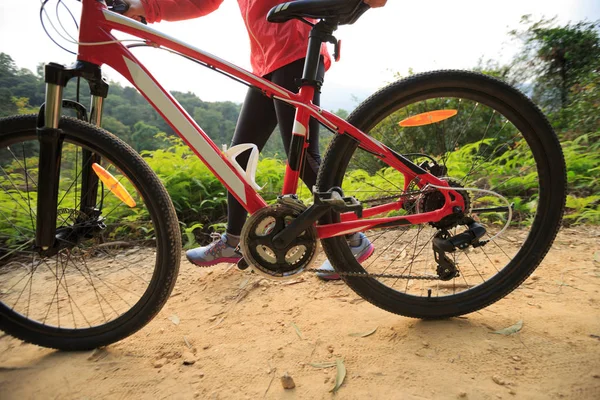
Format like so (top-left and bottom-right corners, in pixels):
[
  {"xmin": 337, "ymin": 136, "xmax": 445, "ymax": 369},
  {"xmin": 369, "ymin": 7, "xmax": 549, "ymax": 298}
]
[
  {"xmin": 0, "ymin": 88, "xmax": 18, "ymax": 117},
  {"xmin": 131, "ymin": 121, "xmax": 164, "ymax": 151},
  {"xmin": 510, "ymin": 17, "xmax": 600, "ymax": 110},
  {"xmin": 332, "ymin": 108, "xmax": 349, "ymax": 120},
  {"xmin": 102, "ymin": 115, "xmax": 131, "ymax": 142}
]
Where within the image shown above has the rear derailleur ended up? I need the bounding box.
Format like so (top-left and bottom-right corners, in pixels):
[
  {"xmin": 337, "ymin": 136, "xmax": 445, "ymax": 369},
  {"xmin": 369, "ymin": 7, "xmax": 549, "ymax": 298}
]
[{"xmin": 432, "ymin": 217, "xmax": 488, "ymax": 281}]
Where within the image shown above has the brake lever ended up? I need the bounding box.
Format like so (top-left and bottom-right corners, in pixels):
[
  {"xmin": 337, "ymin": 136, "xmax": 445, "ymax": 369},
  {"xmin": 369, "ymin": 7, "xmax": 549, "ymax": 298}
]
[{"xmin": 109, "ymin": 0, "xmax": 147, "ymax": 25}]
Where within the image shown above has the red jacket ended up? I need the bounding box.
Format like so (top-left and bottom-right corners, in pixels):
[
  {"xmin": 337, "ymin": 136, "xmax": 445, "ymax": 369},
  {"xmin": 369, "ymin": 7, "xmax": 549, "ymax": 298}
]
[{"xmin": 141, "ymin": 0, "xmax": 331, "ymax": 77}]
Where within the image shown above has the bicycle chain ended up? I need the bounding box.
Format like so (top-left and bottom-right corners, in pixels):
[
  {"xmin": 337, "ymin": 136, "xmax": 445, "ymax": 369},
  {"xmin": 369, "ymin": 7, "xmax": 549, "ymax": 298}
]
[
  {"xmin": 361, "ymin": 189, "xmax": 428, "ymax": 205},
  {"xmin": 307, "ymin": 267, "xmax": 440, "ymax": 280},
  {"xmin": 305, "ymin": 188, "xmax": 442, "ymax": 280},
  {"xmin": 252, "ymin": 188, "xmax": 444, "ymax": 280}
]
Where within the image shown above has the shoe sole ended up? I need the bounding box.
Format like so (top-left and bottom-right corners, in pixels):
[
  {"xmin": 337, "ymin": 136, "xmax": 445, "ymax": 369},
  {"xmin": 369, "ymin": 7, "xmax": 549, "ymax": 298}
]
[
  {"xmin": 186, "ymin": 255, "xmax": 242, "ymax": 267},
  {"xmin": 318, "ymin": 244, "xmax": 376, "ymax": 281}
]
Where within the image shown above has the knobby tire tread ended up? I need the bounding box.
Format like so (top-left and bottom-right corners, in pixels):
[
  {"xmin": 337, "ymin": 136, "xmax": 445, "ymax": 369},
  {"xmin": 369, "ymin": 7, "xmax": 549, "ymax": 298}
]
[
  {"xmin": 317, "ymin": 70, "xmax": 566, "ymax": 319},
  {"xmin": 0, "ymin": 115, "xmax": 181, "ymax": 350}
]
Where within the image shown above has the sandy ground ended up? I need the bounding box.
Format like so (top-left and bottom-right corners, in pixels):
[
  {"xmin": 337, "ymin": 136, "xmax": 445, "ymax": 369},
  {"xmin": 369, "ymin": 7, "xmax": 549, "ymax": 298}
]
[{"xmin": 1, "ymin": 227, "xmax": 599, "ymax": 400}]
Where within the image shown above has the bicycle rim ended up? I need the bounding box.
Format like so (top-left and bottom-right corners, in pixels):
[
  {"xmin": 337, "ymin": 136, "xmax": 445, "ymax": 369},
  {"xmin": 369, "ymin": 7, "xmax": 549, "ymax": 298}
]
[
  {"xmin": 317, "ymin": 71, "xmax": 565, "ymax": 317},
  {"xmin": 0, "ymin": 118, "xmax": 170, "ymax": 333}
]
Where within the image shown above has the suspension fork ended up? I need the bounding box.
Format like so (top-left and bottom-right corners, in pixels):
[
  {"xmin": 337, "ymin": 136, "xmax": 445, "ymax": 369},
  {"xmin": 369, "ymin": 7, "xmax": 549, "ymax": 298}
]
[
  {"xmin": 35, "ymin": 62, "xmax": 109, "ymax": 249},
  {"xmin": 36, "ymin": 65, "xmax": 65, "ymax": 249},
  {"xmin": 79, "ymin": 95, "xmax": 104, "ymax": 219}
]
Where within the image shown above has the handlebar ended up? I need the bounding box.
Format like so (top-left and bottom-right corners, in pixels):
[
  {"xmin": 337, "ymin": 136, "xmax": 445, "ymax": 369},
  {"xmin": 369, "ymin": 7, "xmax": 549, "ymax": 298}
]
[{"xmin": 106, "ymin": 0, "xmax": 147, "ymax": 24}]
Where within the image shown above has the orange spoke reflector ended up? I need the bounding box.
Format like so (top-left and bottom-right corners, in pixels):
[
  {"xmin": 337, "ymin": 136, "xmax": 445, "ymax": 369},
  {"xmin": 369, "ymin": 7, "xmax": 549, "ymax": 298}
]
[
  {"xmin": 399, "ymin": 109, "xmax": 458, "ymax": 127},
  {"xmin": 92, "ymin": 163, "xmax": 136, "ymax": 208}
]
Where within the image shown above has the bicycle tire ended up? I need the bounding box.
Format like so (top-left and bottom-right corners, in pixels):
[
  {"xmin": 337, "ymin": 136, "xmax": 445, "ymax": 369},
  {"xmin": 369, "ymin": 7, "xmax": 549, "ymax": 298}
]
[
  {"xmin": 0, "ymin": 115, "xmax": 181, "ymax": 349},
  {"xmin": 317, "ymin": 70, "xmax": 566, "ymax": 318}
]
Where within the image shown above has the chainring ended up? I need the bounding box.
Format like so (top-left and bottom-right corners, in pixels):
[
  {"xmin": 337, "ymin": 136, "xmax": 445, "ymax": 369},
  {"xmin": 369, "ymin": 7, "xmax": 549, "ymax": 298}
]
[{"xmin": 240, "ymin": 199, "xmax": 318, "ymax": 280}]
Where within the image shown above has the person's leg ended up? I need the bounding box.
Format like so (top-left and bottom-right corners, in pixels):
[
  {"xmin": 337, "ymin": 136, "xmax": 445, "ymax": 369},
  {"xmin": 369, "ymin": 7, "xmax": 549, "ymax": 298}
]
[
  {"xmin": 271, "ymin": 58, "xmax": 323, "ymax": 190},
  {"xmin": 186, "ymin": 86, "xmax": 278, "ymax": 266},
  {"xmin": 226, "ymin": 87, "xmax": 278, "ymax": 239},
  {"xmin": 271, "ymin": 58, "xmax": 374, "ymax": 280}
]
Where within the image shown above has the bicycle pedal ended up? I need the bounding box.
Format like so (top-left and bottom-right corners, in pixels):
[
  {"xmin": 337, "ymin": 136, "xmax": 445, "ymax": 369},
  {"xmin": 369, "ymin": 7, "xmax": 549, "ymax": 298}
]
[
  {"xmin": 314, "ymin": 187, "xmax": 363, "ymax": 218},
  {"xmin": 237, "ymin": 258, "xmax": 250, "ymax": 271}
]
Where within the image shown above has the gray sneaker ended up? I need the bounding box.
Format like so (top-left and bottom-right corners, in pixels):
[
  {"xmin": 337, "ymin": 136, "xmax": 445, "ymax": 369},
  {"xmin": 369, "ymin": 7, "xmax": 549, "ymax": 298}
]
[
  {"xmin": 316, "ymin": 233, "xmax": 375, "ymax": 281},
  {"xmin": 186, "ymin": 233, "xmax": 242, "ymax": 267}
]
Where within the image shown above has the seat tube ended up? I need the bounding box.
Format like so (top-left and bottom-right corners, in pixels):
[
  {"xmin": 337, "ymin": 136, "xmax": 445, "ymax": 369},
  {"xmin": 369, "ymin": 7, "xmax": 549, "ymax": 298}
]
[
  {"xmin": 282, "ymin": 24, "xmax": 325, "ymax": 195},
  {"xmin": 36, "ymin": 73, "xmax": 65, "ymax": 249},
  {"xmin": 283, "ymin": 87, "xmax": 315, "ymax": 194}
]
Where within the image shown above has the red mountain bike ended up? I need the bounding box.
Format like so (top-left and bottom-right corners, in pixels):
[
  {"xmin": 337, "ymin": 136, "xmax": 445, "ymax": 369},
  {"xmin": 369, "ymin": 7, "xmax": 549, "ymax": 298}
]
[{"xmin": 0, "ymin": 0, "xmax": 566, "ymax": 350}]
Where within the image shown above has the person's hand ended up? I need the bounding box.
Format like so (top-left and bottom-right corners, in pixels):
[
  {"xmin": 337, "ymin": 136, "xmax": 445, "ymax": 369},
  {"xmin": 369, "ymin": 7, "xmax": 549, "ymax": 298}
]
[
  {"xmin": 364, "ymin": 0, "xmax": 387, "ymax": 7},
  {"xmin": 122, "ymin": 0, "xmax": 146, "ymax": 22}
]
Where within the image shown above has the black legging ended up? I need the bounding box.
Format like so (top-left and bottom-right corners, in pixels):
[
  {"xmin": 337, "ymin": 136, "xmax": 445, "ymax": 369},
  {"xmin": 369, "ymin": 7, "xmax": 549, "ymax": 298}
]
[{"xmin": 227, "ymin": 57, "xmax": 325, "ymax": 235}]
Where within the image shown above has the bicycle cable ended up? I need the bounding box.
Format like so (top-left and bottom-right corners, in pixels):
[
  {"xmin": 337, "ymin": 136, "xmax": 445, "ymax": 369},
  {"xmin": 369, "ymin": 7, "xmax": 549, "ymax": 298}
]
[
  {"xmin": 303, "ymin": 184, "xmax": 511, "ymax": 280},
  {"xmin": 427, "ymin": 183, "xmax": 513, "ymax": 241},
  {"xmin": 40, "ymin": 0, "xmax": 146, "ymax": 54}
]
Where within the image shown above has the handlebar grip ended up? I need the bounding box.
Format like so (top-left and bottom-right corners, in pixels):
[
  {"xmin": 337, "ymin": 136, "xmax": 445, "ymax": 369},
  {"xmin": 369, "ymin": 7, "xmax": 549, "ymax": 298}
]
[
  {"xmin": 109, "ymin": 0, "xmax": 147, "ymax": 25},
  {"xmin": 110, "ymin": 0, "xmax": 129, "ymax": 13}
]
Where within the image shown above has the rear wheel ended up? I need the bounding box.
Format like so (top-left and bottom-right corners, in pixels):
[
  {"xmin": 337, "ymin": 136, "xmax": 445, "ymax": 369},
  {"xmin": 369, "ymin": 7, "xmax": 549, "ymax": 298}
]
[
  {"xmin": 317, "ymin": 71, "xmax": 566, "ymax": 318},
  {"xmin": 0, "ymin": 115, "xmax": 181, "ymax": 349}
]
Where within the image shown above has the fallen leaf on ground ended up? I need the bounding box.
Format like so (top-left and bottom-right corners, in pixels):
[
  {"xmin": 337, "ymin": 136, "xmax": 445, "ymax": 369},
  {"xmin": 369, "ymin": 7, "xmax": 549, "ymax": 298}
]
[
  {"xmin": 87, "ymin": 348, "xmax": 109, "ymax": 362},
  {"xmin": 282, "ymin": 279, "xmax": 304, "ymax": 285},
  {"xmin": 168, "ymin": 314, "xmax": 180, "ymax": 325},
  {"xmin": 491, "ymin": 320, "xmax": 523, "ymax": 335},
  {"xmin": 349, "ymin": 327, "xmax": 378, "ymax": 338},
  {"xmin": 330, "ymin": 358, "xmax": 346, "ymax": 393},
  {"xmin": 291, "ymin": 322, "xmax": 304, "ymax": 340},
  {"xmin": 309, "ymin": 362, "xmax": 337, "ymax": 369},
  {"xmin": 238, "ymin": 277, "xmax": 250, "ymax": 289}
]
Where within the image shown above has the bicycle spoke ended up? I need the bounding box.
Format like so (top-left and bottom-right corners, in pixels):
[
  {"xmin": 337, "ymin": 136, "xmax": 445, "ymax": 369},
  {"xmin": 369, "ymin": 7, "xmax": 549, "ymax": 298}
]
[
  {"xmin": 328, "ymin": 91, "xmax": 543, "ymax": 304},
  {"xmin": 463, "ymin": 250, "xmax": 486, "ymax": 284},
  {"xmin": 15, "ymin": 145, "xmax": 37, "ymax": 233},
  {"xmin": 0, "ymin": 117, "xmax": 177, "ymax": 347}
]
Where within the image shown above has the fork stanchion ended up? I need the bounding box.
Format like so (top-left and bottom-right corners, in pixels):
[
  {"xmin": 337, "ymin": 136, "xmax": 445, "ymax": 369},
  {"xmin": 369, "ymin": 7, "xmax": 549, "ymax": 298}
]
[{"xmin": 36, "ymin": 71, "xmax": 65, "ymax": 250}]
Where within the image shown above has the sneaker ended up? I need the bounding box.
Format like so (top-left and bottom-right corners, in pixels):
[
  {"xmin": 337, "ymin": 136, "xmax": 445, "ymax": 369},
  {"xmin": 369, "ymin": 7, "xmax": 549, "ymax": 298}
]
[
  {"xmin": 186, "ymin": 233, "xmax": 242, "ymax": 267},
  {"xmin": 316, "ymin": 233, "xmax": 375, "ymax": 281}
]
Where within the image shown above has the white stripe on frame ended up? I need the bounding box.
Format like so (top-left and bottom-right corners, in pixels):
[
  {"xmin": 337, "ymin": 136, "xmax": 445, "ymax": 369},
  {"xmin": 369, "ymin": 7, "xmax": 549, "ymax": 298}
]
[{"xmin": 123, "ymin": 56, "xmax": 247, "ymax": 203}]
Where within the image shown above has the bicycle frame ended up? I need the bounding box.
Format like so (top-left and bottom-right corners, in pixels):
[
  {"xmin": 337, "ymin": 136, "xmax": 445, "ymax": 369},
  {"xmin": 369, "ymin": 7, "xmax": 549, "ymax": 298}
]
[{"xmin": 43, "ymin": 0, "xmax": 465, "ymax": 242}]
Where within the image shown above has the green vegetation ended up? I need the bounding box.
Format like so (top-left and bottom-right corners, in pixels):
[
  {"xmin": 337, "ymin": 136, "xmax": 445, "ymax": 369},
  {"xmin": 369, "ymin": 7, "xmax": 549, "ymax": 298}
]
[
  {"xmin": 507, "ymin": 17, "xmax": 599, "ymax": 224},
  {"xmin": 0, "ymin": 17, "xmax": 598, "ymax": 245}
]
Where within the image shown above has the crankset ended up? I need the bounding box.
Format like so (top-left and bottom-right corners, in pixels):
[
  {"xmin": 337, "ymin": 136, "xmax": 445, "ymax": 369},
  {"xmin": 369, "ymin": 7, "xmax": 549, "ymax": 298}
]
[
  {"xmin": 238, "ymin": 183, "xmax": 488, "ymax": 282},
  {"xmin": 239, "ymin": 196, "xmax": 319, "ymax": 279}
]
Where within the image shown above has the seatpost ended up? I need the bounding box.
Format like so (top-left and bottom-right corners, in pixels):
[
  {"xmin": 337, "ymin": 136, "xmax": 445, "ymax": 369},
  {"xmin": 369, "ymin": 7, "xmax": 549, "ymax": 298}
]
[
  {"xmin": 301, "ymin": 20, "xmax": 338, "ymax": 85},
  {"xmin": 283, "ymin": 20, "xmax": 338, "ymax": 194}
]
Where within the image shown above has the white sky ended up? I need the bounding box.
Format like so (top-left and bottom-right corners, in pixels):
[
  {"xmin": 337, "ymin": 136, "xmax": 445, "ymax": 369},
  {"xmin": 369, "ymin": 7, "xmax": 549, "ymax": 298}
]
[{"xmin": 1, "ymin": 1, "xmax": 599, "ymax": 111}]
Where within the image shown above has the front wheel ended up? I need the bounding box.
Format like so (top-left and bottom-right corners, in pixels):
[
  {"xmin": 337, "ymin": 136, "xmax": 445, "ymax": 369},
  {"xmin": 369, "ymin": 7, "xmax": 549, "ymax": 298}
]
[
  {"xmin": 0, "ymin": 115, "xmax": 181, "ymax": 349},
  {"xmin": 317, "ymin": 70, "xmax": 566, "ymax": 318}
]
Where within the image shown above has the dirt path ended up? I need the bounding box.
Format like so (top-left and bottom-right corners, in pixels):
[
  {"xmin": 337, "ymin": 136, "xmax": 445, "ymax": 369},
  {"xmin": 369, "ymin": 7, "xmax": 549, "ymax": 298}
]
[{"xmin": 1, "ymin": 227, "xmax": 599, "ymax": 399}]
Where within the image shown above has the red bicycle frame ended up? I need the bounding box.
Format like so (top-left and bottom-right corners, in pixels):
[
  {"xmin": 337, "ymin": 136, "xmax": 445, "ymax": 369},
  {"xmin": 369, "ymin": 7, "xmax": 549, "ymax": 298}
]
[{"xmin": 74, "ymin": 0, "xmax": 464, "ymax": 239}]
